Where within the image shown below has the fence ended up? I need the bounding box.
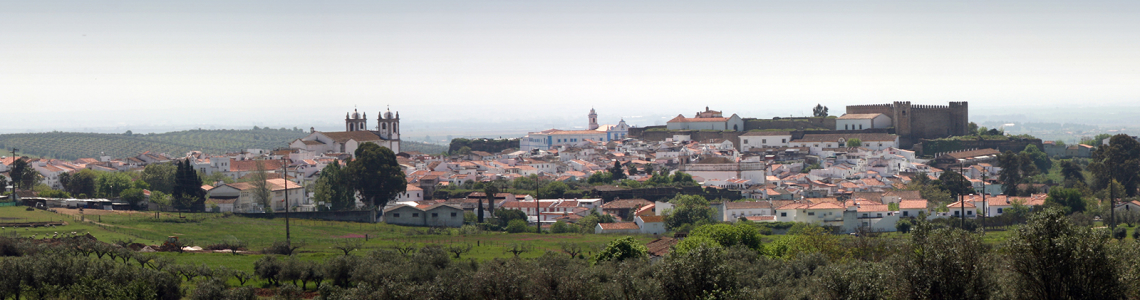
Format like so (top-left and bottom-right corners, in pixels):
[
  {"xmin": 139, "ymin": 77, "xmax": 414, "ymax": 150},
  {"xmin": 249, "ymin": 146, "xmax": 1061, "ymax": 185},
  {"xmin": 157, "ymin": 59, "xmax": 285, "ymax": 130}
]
[{"xmin": 0, "ymin": 201, "xmax": 19, "ymax": 207}]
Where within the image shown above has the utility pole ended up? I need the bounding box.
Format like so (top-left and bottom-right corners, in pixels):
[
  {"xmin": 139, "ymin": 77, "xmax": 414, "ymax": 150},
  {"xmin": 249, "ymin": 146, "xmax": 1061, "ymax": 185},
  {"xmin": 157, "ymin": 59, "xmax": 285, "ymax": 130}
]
[
  {"xmin": 981, "ymin": 172, "xmax": 987, "ymax": 234},
  {"xmin": 960, "ymin": 163, "xmax": 965, "ymax": 228},
  {"xmin": 282, "ymin": 156, "xmax": 291, "ymax": 244},
  {"xmin": 536, "ymin": 196, "xmax": 541, "ymax": 233},
  {"xmin": 9, "ymin": 148, "xmax": 17, "ymax": 200},
  {"xmin": 1110, "ymin": 180, "xmax": 1115, "ymax": 230}
]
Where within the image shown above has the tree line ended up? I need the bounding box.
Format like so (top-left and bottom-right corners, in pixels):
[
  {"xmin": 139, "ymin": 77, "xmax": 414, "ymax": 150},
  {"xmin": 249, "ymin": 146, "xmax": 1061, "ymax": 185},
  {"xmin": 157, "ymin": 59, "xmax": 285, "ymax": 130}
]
[{"xmin": 3, "ymin": 206, "xmax": 1138, "ymax": 299}]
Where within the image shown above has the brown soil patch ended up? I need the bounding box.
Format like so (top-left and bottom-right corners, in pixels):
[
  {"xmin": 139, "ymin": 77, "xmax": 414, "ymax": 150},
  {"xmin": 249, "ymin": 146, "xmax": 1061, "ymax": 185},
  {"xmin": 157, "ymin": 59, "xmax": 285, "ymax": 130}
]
[{"xmin": 254, "ymin": 288, "xmax": 318, "ymax": 299}]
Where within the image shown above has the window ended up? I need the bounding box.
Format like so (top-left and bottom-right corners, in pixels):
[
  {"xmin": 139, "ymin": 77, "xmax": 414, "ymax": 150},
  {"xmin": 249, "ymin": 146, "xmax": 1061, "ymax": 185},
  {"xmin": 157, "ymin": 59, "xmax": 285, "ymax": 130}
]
[
  {"xmin": 432, "ymin": 213, "xmax": 438, "ymax": 217},
  {"xmin": 859, "ymin": 124, "xmax": 863, "ymax": 129},
  {"xmin": 451, "ymin": 212, "xmax": 457, "ymax": 217},
  {"xmin": 845, "ymin": 124, "xmax": 849, "ymax": 130},
  {"xmin": 807, "ymin": 212, "xmax": 815, "ymax": 216},
  {"xmin": 762, "ymin": 139, "xmax": 766, "ymax": 143},
  {"xmin": 780, "ymin": 212, "xmax": 787, "ymax": 217},
  {"xmin": 877, "ymin": 213, "xmax": 882, "ymax": 218},
  {"xmin": 412, "ymin": 213, "xmax": 419, "ymax": 217},
  {"xmin": 782, "ymin": 139, "xmax": 787, "ymax": 143},
  {"xmin": 862, "ymin": 213, "xmax": 867, "ymax": 217},
  {"xmin": 903, "ymin": 211, "xmax": 909, "ymax": 216},
  {"xmin": 997, "ymin": 208, "xmax": 1004, "ymax": 214},
  {"xmin": 393, "ymin": 213, "xmax": 400, "ymax": 217},
  {"xmin": 743, "ymin": 139, "xmax": 748, "ymax": 144}
]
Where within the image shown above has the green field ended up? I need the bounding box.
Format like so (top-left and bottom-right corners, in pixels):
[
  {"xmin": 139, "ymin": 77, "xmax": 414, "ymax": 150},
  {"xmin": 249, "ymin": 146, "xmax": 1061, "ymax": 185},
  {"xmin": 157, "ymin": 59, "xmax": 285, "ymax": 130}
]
[{"xmin": 0, "ymin": 206, "xmax": 653, "ymax": 273}]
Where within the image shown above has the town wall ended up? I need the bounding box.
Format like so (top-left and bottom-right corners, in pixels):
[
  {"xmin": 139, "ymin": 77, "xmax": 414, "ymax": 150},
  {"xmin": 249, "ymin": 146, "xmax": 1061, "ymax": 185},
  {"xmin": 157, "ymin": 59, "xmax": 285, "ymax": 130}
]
[
  {"xmin": 629, "ymin": 127, "xmax": 894, "ymax": 152},
  {"xmin": 743, "ymin": 117, "xmax": 835, "ymax": 131},
  {"xmin": 913, "ymin": 138, "xmax": 1043, "ymax": 157}
]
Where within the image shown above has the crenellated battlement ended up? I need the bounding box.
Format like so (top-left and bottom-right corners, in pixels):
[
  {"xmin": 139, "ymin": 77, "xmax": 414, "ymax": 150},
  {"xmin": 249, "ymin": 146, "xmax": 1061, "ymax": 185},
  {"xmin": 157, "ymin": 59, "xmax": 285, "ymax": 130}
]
[
  {"xmin": 845, "ymin": 101, "xmax": 969, "ymax": 146},
  {"xmin": 847, "ymin": 104, "xmax": 893, "ymax": 108},
  {"xmin": 911, "ymin": 104, "xmax": 950, "ymax": 110}
]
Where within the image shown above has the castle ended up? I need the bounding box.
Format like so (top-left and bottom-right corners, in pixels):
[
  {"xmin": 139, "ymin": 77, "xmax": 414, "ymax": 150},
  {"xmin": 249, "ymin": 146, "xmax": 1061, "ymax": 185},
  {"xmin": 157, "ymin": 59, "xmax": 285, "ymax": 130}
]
[
  {"xmin": 290, "ymin": 108, "xmax": 402, "ymax": 157},
  {"xmin": 845, "ymin": 101, "xmax": 968, "ymax": 147}
]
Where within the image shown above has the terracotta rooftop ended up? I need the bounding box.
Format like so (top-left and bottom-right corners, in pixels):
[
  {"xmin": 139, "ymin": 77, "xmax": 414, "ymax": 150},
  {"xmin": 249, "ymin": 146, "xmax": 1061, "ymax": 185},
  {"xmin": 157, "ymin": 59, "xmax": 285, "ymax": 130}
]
[{"xmin": 598, "ymin": 222, "xmax": 641, "ymax": 230}]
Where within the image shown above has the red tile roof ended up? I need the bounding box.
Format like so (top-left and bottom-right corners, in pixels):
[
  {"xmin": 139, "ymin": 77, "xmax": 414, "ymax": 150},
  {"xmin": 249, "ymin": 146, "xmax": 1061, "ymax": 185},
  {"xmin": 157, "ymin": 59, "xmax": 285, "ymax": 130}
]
[
  {"xmin": 898, "ymin": 200, "xmax": 928, "ymax": 209},
  {"xmin": 598, "ymin": 222, "xmax": 640, "ymax": 230},
  {"xmin": 638, "ymin": 215, "xmax": 664, "ymax": 223},
  {"xmin": 229, "ymin": 159, "xmax": 284, "ymax": 172}
]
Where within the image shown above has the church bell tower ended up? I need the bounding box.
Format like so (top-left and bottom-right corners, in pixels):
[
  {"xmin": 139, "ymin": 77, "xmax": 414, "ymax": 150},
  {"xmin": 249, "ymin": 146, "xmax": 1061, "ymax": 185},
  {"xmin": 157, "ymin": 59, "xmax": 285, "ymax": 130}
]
[
  {"xmin": 377, "ymin": 106, "xmax": 400, "ymax": 140},
  {"xmin": 588, "ymin": 108, "xmax": 599, "ymax": 130},
  {"xmin": 345, "ymin": 109, "xmax": 367, "ymax": 132}
]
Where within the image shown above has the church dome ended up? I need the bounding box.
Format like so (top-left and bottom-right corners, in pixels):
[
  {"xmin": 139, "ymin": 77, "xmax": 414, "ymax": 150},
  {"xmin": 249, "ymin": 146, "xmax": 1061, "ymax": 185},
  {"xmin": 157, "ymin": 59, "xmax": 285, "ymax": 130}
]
[
  {"xmin": 384, "ymin": 109, "xmax": 395, "ymax": 120},
  {"xmin": 351, "ymin": 109, "xmax": 361, "ymax": 119}
]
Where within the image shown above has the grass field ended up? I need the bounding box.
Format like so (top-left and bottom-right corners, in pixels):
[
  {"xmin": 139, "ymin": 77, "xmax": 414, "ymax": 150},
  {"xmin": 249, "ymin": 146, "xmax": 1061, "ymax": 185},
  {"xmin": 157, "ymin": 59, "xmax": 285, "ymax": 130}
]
[{"xmin": 0, "ymin": 206, "xmax": 654, "ymax": 274}]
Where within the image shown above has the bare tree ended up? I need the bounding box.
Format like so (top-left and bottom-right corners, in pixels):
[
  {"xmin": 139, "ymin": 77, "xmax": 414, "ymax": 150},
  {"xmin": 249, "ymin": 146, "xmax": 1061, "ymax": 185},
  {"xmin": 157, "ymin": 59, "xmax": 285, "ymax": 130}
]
[
  {"xmin": 251, "ymin": 160, "xmax": 273, "ymax": 213},
  {"xmin": 559, "ymin": 241, "xmax": 584, "ymax": 258},
  {"xmin": 503, "ymin": 243, "xmax": 533, "ymax": 258},
  {"xmin": 393, "ymin": 242, "xmax": 418, "ymax": 256},
  {"xmin": 445, "ymin": 243, "xmax": 474, "ymax": 259},
  {"xmin": 332, "ymin": 239, "xmax": 365, "ymax": 256}
]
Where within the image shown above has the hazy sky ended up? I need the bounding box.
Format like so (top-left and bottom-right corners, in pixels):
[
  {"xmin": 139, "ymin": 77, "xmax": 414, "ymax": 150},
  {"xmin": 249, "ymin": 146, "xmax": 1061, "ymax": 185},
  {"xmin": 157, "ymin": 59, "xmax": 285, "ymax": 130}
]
[{"xmin": 3, "ymin": 0, "xmax": 1139, "ymax": 134}]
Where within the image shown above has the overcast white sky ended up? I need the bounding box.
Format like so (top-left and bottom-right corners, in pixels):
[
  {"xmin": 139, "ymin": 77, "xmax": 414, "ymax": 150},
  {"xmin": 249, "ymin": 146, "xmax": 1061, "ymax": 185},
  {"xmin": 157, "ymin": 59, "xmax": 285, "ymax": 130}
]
[{"xmin": 2, "ymin": 0, "xmax": 1139, "ymax": 134}]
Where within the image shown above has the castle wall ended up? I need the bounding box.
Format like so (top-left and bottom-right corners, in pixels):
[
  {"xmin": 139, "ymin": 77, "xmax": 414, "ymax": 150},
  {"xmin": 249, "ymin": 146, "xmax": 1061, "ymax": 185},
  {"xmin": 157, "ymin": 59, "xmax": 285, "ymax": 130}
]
[
  {"xmin": 910, "ymin": 104, "xmax": 955, "ymax": 140},
  {"xmin": 743, "ymin": 117, "xmax": 835, "ymax": 131},
  {"xmin": 845, "ymin": 104, "xmax": 894, "ymax": 116},
  {"xmin": 847, "ymin": 101, "xmax": 968, "ymax": 147}
]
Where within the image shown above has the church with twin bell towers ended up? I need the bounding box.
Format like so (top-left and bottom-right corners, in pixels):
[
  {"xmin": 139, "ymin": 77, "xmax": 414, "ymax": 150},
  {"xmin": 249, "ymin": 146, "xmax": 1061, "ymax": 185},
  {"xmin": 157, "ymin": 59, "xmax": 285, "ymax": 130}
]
[{"xmin": 291, "ymin": 107, "xmax": 402, "ymax": 157}]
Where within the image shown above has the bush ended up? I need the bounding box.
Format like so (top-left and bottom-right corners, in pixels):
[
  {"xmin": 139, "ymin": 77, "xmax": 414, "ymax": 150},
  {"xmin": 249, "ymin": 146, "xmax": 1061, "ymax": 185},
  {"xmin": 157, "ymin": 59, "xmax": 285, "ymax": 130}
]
[
  {"xmin": 1114, "ymin": 227, "xmax": 1127, "ymax": 240},
  {"xmin": 550, "ymin": 220, "xmax": 577, "ymax": 234},
  {"xmin": 1134, "ymin": 227, "xmax": 1140, "ymax": 240},
  {"xmin": 254, "ymin": 256, "xmax": 283, "ymax": 286},
  {"xmin": 895, "ymin": 218, "xmax": 912, "ymax": 233},
  {"xmin": 595, "ymin": 237, "xmax": 648, "ymax": 262},
  {"xmin": 505, "ymin": 219, "xmax": 530, "ymax": 233},
  {"xmin": 262, "ymin": 240, "xmax": 303, "ymax": 255},
  {"xmin": 274, "ymin": 284, "xmax": 303, "ymax": 300}
]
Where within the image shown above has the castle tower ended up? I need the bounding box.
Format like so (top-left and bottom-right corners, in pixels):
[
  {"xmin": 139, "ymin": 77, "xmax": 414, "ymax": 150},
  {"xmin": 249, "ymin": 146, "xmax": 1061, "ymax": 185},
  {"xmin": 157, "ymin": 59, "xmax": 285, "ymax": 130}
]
[
  {"xmin": 345, "ymin": 109, "xmax": 367, "ymax": 132},
  {"xmin": 588, "ymin": 108, "xmax": 599, "ymax": 130},
  {"xmin": 892, "ymin": 101, "xmax": 912, "ymax": 138},
  {"xmin": 377, "ymin": 107, "xmax": 400, "ymax": 140}
]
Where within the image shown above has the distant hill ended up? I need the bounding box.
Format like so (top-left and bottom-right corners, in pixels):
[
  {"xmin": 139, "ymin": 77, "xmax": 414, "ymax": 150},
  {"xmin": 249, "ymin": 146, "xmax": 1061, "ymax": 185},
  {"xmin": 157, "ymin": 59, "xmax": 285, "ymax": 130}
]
[
  {"xmin": 0, "ymin": 129, "xmax": 309, "ymax": 160},
  {"xmin": 448, "ymin": 138, "xmax": 520, "ymax": 155},
  {"xmin": 0, "ymin": 129, "xmax": 451, "ymax": 161},
  {"xmin": 400, "ymin": 141, "xmax": 448, "ymax": 155}
]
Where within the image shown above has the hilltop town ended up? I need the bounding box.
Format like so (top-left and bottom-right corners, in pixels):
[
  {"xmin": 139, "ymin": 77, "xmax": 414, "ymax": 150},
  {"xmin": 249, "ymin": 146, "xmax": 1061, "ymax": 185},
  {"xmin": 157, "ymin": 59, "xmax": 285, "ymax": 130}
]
[{"xmin": 5, "ymin": 101, "xmax": 1136, "ymax": 237}]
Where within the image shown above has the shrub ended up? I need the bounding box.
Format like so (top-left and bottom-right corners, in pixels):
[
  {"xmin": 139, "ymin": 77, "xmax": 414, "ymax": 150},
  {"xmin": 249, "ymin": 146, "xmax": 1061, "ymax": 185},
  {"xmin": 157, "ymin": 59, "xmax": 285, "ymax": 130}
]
[
  {"xmin": 506, "ymin": 219, "xmax": 530, "ymax": 233},
  {"xmin": 262, "ymin": 240, "xmax": 303, "ymax": 255},
  {"xmin": 895, "ymin": 218, "xmax": 912, "ymax": 233},
  {"xmin": 254, "ymin": 256, "xmax": 283, "ymax": 286},
  {"xmin": 1114, "ymin": 227, "xmax": 1127, "ymax": 241},
  {"xmin": 595, "ymin": 237, "xmax": 647, "ymax": 262},
  {"xmin": 1134, "ymin": 227, "xmax": 1140, "ymax": 240},
  {"xmin": 1005, "ymin": 208, "xmax": 1123, "ymax": 299}
]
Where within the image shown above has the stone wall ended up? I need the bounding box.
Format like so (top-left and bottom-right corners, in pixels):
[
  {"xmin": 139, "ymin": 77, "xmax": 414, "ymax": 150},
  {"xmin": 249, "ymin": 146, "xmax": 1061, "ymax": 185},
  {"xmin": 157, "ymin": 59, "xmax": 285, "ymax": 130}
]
[
  {"xmin": 629, "ymin": 127, "xmax": 894, "ymax": 151},
  {"xmin": 743, "ymin": 117, "xmax": 835, "ymax": 131},
  {"xmin": 914, "ymin": 138, "xmax": 1043, "ymax": 157},
  {"xmin": 236, "ymin": 210, "xmax": 377, "ymax": 223},
  {"xmin": 845, "ymin": 102, "xmax": 968, "ymax": 147}
]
